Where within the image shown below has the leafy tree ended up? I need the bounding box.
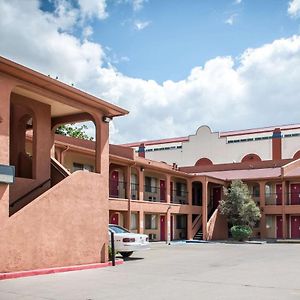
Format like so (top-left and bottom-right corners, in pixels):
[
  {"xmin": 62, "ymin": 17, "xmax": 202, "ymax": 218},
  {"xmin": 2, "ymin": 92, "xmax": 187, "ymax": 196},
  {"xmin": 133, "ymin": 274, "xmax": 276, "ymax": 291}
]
[
  {"xmin": 219, "ymin": 180, "xmax": 261, "ymax": 228},
  {"xmin": 55, "ymin": 124, "xmax": 93, "ymax": 141}
]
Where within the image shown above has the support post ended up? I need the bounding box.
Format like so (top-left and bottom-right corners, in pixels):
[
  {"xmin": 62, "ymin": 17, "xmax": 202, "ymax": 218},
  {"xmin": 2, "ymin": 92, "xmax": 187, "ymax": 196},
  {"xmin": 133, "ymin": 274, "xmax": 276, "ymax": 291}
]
[
  {"xmin": 202, "ymin": 178, "xmax": 208, "ymax": 240},
  {"xmin": 259, "ymin": 181, "xmax": 266, "ymax": 238},
  {"xmin": 138, "ymin": 167, "xmax": 144, "ymax": 201}
]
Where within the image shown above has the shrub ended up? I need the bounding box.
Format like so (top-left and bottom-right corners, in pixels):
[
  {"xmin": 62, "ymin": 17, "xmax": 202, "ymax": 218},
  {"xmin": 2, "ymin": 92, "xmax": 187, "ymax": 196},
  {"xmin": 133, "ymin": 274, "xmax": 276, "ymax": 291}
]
[{"xmin": 231, "ymin": 225, "xmax": 252, "ymax": 241}]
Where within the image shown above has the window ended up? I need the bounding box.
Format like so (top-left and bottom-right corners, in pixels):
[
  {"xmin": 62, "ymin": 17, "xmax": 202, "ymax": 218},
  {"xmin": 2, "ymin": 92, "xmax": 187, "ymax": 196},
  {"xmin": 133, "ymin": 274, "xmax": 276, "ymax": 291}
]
[
  {"xmin": 145, "ymin": 176, "xmax": 157, "ymax": 193},
  {"xmin": 73, "ymin": 162, "xmax": 94, "ymax": 172},
  {"xmin": 130, "ymin": 213, "xmax": 137, "ymax": 230},
  {"xmin": 176, "ymin": 215, "xmax": 186, "ymax": 229},
  {"xmin": 253, "ymin": 185, "xmax": 260, "ymax": 197},
  {"xmin": 176, "ymin": 182, "xmax": 186, "ymax": 197},
  {"xmin": 145, "ymin": 176, "xmax": 152, "ymax": 192},
  {"xmin": 145, "ymin": 214, "xmax": 157, "ymax": 229}
]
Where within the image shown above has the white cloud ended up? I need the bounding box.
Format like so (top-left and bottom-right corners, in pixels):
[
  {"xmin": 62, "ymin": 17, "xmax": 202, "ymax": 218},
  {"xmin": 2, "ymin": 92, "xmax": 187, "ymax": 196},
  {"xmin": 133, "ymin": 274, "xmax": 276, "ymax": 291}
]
[
  {"xmin": 83, "ymin": 26, "xmax": 94, "ymax": 39},
  {"xmin": 225, "ymin": 14, "xmax": 238, "ymax": 25},
  {"xmin": 1, "ymin": 0, "xmax": 300, "ymax": 144},
  {"xmin": 288, "ymin": 0, "xmax": 300, "ymax": 18},
  {"xmin": 132, "ymin": 0, "xmax": 146, "ymax": 11},
  {"xmin": 234, "ymin": 0, "xmax": 242, "ymax": 4},
  {"xmin": 134, "ymin": 20, "xmax": 150, "ymax": 30},
  {"xmin": 77, "ymin": 0, "xmax": 108, "ymax": 20}
]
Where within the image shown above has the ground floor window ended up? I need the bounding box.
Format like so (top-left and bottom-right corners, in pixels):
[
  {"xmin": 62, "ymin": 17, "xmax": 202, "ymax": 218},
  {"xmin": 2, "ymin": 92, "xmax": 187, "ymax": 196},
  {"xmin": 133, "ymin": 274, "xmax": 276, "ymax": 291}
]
[
  {"xmin": 176, "ymin": 215, "xmax": 187, "ymax": 229},
  {"xmin": 145, "ymin": 214, "xmax": 157, "ymax": 229},
  {"xmin": 131, "ymin": 213, "xmax": 137, "ymax": 230}
]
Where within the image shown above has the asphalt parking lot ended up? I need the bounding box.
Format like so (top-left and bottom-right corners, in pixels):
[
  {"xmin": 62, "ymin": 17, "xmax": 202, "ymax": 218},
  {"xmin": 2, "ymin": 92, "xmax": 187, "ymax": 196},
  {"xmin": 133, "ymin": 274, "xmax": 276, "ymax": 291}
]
[{"xmin": 1, "ymin": 241, "xmax": 300, "ymax": 300}]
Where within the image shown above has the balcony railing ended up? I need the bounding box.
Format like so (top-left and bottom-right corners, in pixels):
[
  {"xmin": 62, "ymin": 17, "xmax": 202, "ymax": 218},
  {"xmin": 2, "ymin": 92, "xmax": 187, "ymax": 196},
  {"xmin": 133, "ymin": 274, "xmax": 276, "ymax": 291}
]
[
  {"xmin": 144, "ymin": 185, "xmax": 166, "ymax": 202},
  {"xmin": 287, "ymin": 192, "xmax": 300, "ymax": 205},
  {"xmin": 131, "ymin": 183, "xmax": 139, "ymax": 200},
  {"xmin": 171, "ymin": 190, "xmax": 188, "ymax": 204},
  {"xmin": 109, "ymin": 180, "xmax": 126, "ymax": 199}
]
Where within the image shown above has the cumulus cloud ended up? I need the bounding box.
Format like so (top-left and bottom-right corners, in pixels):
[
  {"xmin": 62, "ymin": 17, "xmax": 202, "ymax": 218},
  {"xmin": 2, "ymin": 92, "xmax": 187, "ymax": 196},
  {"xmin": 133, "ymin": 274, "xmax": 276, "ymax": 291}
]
[
  {"xmin": 134, "ymin": 20, "xmax": 151, "ymax": 30},
  {"xmin": 288, "ymin": 0, "xmax": 300, "ymax": 18},
  {"xmin": 77, "ymin": 0, "xmax": 108, "ymax": 20},
  {"xmin": 1, "ymin": 0, "xmax": 300, "ymax": 144}
]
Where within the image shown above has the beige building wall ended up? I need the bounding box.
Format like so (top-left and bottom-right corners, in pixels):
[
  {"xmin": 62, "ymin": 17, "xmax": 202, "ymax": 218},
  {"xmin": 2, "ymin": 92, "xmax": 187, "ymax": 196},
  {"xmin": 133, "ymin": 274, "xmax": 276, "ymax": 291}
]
[{"xmin": 282, "ymin": 136, "xmax": 300, "ymax": 159}]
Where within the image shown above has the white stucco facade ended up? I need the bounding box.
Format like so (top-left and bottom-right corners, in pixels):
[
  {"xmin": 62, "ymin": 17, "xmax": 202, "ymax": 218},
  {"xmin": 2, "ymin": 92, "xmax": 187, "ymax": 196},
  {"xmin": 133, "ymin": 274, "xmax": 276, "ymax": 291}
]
[{"xmin": 128, "ymin": 124, "xmax": 300, "ymax": 167}]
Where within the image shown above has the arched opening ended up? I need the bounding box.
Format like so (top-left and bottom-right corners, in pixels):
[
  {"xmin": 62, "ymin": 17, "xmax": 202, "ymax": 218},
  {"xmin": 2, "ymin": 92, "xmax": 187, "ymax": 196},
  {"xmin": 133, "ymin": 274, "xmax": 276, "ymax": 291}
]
[
  {"xmin": 293, "ymin": 150, "xmax": 300, "ymax": 160},
  {"xmin": 192, "ymin": 181, "xmax": 202, "ymax": 206},
  {"xmin": 52, "ymin": 120, "xmax": 96, "ymax": 174},
  {"xmin": 9, "ymin": 103, "xmax": 36, "ymax": 179},
  {"xmin": 195, "ymin": 158, "xmax": 213, "ymax": 166},
  {"xmin": 241, "ymin": 153, "xmax": 262, "ymax": 163}
]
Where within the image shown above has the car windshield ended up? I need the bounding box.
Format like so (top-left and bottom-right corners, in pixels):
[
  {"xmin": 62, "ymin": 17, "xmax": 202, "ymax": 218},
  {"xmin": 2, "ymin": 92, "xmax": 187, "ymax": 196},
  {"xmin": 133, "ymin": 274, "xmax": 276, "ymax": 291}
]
[{"xmin": 109, "ymin": 225, "xmax": 130, "ymax": 234}]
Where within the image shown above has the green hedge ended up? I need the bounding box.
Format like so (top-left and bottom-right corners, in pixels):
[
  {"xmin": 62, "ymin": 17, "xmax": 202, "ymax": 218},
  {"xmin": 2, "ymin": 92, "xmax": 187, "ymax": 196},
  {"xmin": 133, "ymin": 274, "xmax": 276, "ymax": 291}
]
[{"xmin": 230, "ymin": 225, "xmax": 252, "ymax": 241}]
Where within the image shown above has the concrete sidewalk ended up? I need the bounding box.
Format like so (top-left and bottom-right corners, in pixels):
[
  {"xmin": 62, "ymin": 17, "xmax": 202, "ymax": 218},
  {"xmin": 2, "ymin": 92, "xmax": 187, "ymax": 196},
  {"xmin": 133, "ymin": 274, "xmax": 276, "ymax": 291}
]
[{"xmin": 1, "ymin": 242, "xmax": 300, "ymax": 299}]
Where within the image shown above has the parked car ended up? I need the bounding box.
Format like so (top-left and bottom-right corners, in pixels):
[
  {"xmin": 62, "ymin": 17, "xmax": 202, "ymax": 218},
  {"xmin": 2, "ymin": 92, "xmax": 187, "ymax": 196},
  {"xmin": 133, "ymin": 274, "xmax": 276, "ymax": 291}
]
[{"xmin": 108, "ymin": 224, "xmax": 150, "ymax": 258}]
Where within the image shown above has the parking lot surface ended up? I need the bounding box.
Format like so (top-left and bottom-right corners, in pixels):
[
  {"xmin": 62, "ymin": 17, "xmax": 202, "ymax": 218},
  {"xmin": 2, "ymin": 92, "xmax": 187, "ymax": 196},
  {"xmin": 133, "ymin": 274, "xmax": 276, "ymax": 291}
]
[{"xmin": 1, "ymin": 242, "xmax": 300, "ymax": 300}]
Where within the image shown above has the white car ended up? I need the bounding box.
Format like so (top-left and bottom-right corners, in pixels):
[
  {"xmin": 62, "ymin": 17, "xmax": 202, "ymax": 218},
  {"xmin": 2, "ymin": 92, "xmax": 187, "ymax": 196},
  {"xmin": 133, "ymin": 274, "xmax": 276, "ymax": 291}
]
[{"xmin": 108, "ymin": 224, "xmax": 150, "ymax": 258}]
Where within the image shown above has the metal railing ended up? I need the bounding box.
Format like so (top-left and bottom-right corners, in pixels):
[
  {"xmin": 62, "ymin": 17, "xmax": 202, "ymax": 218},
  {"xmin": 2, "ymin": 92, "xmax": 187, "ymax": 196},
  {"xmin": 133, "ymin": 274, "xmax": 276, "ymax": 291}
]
[
  {"xmin": 144, "ymin": 185, "xmax": 166, "ymax": 202},
  {"xmin": 265, "ymin": 193, "xmax": 283, "ymax": 205},
  {"xmin": 109, "ymin": 180, "xmax": 126, "ymax": 199},
  {"xmin": 131, "ymin": 183, "xmax": 139, "ymax": 200},
  {"xmin": 171, "ymin": 189, "xmax": 188, "ymax": 204},
  {"xmin": 287, "ymin": 192, "xmax": 300, "ymax": 205}
]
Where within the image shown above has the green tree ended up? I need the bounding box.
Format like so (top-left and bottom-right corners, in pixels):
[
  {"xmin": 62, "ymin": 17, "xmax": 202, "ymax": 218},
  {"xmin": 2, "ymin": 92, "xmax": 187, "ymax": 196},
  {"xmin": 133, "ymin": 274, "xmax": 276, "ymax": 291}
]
[
  {"xmin": 55, "ymin": 124, "xmax": 93, "ymax": 140},
  {"xmin": 219, "ymin": 180, "xmax": 261, "ymax": 228}
]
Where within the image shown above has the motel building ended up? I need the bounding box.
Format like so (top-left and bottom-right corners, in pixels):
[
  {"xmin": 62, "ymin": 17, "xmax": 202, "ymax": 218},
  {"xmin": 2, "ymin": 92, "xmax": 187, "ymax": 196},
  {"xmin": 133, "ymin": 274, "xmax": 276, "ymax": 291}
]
[{"xmin": 1, "ymin": 56, "xmax": 300, "ymax": 274}]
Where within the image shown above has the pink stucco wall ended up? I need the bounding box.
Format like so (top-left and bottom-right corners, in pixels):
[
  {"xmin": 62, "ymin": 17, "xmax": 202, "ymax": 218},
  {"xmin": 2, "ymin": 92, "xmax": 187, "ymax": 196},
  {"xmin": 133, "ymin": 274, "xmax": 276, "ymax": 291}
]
[{"xmin": 0, "ymin": 171, "xmax": 108, "ymax": 272}]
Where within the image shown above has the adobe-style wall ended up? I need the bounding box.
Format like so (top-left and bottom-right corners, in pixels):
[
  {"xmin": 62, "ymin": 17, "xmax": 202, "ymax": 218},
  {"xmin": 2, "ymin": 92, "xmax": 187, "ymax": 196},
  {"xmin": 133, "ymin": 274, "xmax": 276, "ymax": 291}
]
[
  {"xmin": 207, "ymin": 209, "xmax": 228, "ymax": 240},
  {"xmin": 0, "ymin": 171, "xmax": 108, "ymax": 272}
]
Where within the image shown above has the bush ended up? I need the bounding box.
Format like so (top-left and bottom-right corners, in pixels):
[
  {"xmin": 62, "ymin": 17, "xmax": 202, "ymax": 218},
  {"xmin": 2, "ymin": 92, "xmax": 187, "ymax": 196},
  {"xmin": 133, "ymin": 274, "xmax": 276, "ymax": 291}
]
[{"xmin": 231, "ymin": 225, "xmax": 252, "ymax": 241}]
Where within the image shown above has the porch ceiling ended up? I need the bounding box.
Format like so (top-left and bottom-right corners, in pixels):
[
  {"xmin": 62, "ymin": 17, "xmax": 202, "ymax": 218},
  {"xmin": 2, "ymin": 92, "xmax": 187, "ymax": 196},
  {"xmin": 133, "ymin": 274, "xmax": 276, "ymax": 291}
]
[{"xmin": 13, "ymin": 87, "xmax": 81, "ymax": 118}]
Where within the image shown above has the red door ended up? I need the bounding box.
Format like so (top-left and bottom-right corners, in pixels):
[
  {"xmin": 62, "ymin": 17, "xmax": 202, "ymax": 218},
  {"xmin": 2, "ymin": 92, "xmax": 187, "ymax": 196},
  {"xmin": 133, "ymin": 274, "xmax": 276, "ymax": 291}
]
[
  {"xmin": 110, "ymin": 213, "xmax": 119, "ymax": 225},
  {"xmin": 160, "ymin": 215, "xmax": 166, "ymax": 241},
  {"xmin": 276, "ymin": 216, "xmax": 283, "ymax": 239},
  {"xmin": 170, "ymin": 182, "xmax": 173, "ymax": 203},
  {"xmin": 213, "ymin": 187, "xmax": 221, "ymax": 210},
  {"xmin": 110, "ymin": 171, "xmax": 119, "ymax": 198},
  {"xmin": 160, "ymin": 180, "xmax": 166, "ymax": 202},
  {"xmin": 276, "ymin": 184, "xmax": 282, "ymax": 205},
  {"xmin": 291, "ymin": 184, "xmax": 300, "ymax": 205},
  {"xmin": 291, "ymin": 216, "xmax": 300, "ymax": 238}
]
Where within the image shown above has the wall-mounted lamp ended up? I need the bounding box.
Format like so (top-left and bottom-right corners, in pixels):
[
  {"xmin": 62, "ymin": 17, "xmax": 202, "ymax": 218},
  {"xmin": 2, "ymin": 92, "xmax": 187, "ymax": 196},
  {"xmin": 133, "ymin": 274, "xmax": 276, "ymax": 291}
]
[
  {"xmin": 102, "ymin": 116, "xmax": 112, "ymax": 123},
  {"xmin": 140, "ymin": 167, "xmax": 145, "ymax": 172}
]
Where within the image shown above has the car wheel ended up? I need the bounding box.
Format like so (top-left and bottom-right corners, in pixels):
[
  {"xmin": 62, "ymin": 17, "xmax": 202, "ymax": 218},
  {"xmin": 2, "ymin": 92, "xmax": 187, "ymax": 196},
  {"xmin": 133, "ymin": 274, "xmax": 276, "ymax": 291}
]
[{"xmin": 120, "ymin": 251, "xmax": 133, "ymax": 258}]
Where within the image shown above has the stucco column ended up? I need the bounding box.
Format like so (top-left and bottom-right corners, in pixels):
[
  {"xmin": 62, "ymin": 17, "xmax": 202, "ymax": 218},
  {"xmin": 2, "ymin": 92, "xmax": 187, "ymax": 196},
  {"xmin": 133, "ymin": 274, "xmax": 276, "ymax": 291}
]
[
  {"xmin": 282, "ymin": 180, "xmax": 287, "ymax": 239},
  {"xmin": 187, "ymin": 179, "xmax": 192, "ymax": 206},
  {"xmin": 202, "ymin": 178, "xmax": 208, "ymax": 240},
  {"xmin": 187, "ymin": 213, "xmax": 193, "ymax": 240},
  {"xmin": 138, "ymin": 167, "xmax": 144, "ymax": 201},
  {"xmin": 138, "ymin": 210, "xmax": 144, "ymax": 234},
  {"xmin": 166, "ymin": 208, "xmax": 171, "ymax": 244},
  {"xmin": 166, "ymin": 174, "xmax": 171, "ymax": 203},
  {"xmin": 94, "ymin": 113, "xmax": 109, "ymax": 175},
  {"xmin": 259, "ymin": 181, "xmax": 266, "ymax": 238},
  {"xmin": 125, "ymin": 166, "xmax": 131, "ymax": 230},
  {"xmin": 0, "ymin": 79, "xmax": 14, "ymax": 224}
]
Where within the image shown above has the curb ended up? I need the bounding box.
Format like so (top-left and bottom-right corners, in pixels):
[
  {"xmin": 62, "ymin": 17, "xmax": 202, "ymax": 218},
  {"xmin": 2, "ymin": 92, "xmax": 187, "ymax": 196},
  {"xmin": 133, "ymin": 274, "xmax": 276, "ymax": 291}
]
[{"xmin": 0, "ymin": 260, "xmax": 124, "ymax": 281}]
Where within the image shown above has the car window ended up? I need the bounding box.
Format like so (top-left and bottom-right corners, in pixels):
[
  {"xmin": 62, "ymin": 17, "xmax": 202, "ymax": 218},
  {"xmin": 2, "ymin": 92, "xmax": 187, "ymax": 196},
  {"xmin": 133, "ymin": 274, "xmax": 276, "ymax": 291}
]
[{"xmin": 109, "ymin": 225, "xmax": 130, "ymax": 234}]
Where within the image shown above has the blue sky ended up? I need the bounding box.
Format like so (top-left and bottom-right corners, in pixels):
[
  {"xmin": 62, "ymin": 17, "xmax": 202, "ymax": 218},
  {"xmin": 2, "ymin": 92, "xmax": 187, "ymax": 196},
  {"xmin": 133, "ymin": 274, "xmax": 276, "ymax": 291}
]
[
  {"xmin": 1, "ymin": 0, "xmax": 300, "ymax": 143},
  {"xmin": 40, "ymin": 0, "xmax": 300, "ymax": 83}
]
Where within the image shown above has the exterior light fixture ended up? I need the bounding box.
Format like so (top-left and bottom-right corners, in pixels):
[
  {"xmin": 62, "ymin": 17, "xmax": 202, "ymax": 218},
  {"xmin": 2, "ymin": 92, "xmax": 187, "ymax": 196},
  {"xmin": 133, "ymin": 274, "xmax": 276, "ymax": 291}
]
[
  {"xmin": 140, "ymin": 167, "xmax": 145, "ymax": 172},
  {"xmin": 102, "ymin": 116, "xmax": 112, "ymax": 123}
]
